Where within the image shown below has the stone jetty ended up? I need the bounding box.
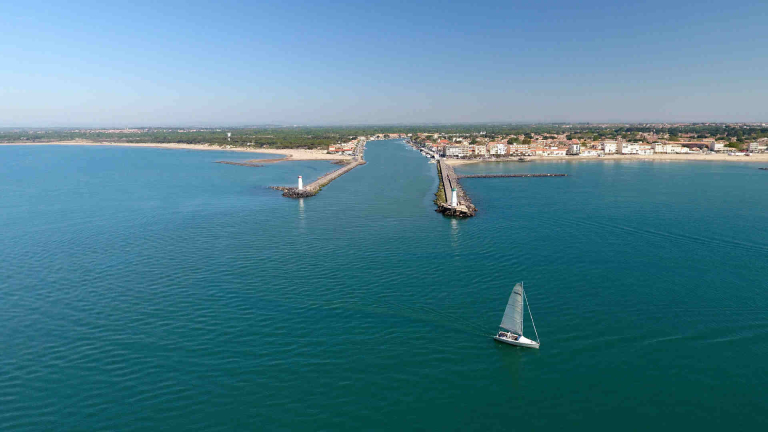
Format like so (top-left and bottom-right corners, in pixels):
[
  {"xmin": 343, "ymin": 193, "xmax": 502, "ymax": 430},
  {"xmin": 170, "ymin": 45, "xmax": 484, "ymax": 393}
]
[
  {"xmin": 434, "ymin": 161, "xmax": 568, "ymax": 217},
  {"xmin": 435, "ymin": 160, "xmax": 476, "ymax": 217},
  {"xmin": 271, "ymin": 158, "xmax": 366, "ymax": 198},
  {"xmin": 272, "ymin": 139, "xmax": 367, "ymax": 198},
  {"xmin": 217, "ymin": 161, "xmax": 264, "ymax": 167},
  {"xmin": 457, "ymin": 173, "xmax": 567, "ymax": 179},
  {"xmin": 216, "ymin": 156, "xmax": 317, "ymax": 167}
]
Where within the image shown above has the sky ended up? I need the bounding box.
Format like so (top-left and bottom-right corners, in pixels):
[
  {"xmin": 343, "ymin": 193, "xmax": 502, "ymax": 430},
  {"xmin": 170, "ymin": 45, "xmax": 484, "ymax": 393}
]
[{"xmin": 1, "ymin": 0, "xmax": 767, "ymax": 126}]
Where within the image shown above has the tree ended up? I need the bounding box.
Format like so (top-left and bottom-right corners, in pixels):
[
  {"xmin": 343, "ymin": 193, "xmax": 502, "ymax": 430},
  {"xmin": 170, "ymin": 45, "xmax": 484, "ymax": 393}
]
[
  {"xmin": 522, "ymin": 138, "xmax": 532, "ymax": 145},
  {"xmin": 507, "ymin": 137, "xmax": 519, "ymax": 144}
]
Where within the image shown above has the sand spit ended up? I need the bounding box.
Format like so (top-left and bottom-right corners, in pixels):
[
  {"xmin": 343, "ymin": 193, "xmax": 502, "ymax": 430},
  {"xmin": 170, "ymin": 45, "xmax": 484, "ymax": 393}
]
[{"xmin": 0, "ymin": 141, "xmax": 351, "ymax": 161}]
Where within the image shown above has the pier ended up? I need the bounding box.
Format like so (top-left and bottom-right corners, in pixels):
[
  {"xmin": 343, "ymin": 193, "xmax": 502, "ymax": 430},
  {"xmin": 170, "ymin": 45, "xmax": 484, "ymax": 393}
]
[
  {"xmin": 216, "ymin": 156, "xmax": 344, "ymax": 167},
  {"xmin": 435, "ymin": 160, "xmax": 476, "ymax": 217},
  {"xmin": 272, "ymin": 139, "xmax": 367, "ymax": 198},
  {"xmin": 457, "ymin": 173, "xmax": 567, "ymax": 179},
  {"xmin": 434, "ymin": 162, "xmax": 567, "ymax": 218}
]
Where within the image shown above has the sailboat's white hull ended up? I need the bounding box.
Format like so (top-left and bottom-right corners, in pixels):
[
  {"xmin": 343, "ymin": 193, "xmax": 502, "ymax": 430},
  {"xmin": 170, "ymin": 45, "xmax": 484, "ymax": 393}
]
[{"xmin": 494, "ymin": 334, "xmax": 540, "ymax": 349}]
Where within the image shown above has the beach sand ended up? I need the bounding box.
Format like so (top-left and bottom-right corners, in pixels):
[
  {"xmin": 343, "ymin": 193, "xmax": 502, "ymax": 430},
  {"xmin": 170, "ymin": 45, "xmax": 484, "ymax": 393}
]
[
  {"xmin": 0, "ymin": 141, "xmax": 351, "ymax": 161},
  {"xmin": 444, "ymin": 153, "xmax": 768, "ymax": 166}
]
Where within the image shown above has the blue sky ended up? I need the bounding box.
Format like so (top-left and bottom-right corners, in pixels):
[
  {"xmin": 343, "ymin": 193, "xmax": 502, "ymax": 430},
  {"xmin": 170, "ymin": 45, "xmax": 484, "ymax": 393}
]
[{"xmin": 1, "ymin": 0, "xmax": 766, "ymax": 126}]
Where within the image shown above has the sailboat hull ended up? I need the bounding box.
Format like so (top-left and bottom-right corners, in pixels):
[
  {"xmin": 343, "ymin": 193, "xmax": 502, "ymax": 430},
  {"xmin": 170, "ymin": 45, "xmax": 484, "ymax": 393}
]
[{"xmin": 494, "ymin": 335, "xmax": 540, "ymax": 349}]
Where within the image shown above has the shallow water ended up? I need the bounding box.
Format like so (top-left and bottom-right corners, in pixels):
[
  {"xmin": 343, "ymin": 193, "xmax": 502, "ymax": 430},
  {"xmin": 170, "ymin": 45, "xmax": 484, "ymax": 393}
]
[{"xmin": 1, "ymin": 141, "xmax": 767, "ymax": 430}]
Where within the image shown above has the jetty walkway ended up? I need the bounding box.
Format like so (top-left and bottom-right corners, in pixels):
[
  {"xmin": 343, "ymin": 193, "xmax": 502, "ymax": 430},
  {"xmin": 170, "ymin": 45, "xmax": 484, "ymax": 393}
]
[
  {"xmin": 434, "ymin": 161, "xmax": 567, "ymax": 218},
  {"xmin": 457, "ymin": 173, "xmax": 567, "ymax": 179},
  {"xmin": 216, "ymin": 156, "xmax": 335, "ymax": 167},
  {"xmin": 435, "ymin": 160, "xmax": 476, "ymax": 217},
  {"xmin": 272, "ymin": 159, "xmax": 366, "ymax": 198},
  {"xmin": 272, "ymin": 140, "xmax": 367, "ymax": 198}
]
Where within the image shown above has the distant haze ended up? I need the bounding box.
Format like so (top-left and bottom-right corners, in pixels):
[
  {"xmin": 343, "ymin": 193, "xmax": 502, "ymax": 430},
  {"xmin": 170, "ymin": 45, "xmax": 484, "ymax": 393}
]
[{"xmin": 1, "ymin": 0, "xmax": 767, "ymax": 127}]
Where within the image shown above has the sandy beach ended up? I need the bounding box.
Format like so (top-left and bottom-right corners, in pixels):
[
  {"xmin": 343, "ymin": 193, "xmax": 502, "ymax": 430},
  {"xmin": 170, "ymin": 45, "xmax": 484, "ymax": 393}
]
[
  {"xmin": 444, "ymin": 153, "xmax": 768, "ymax": 166},
  {"xmin": 0, "ymin": 141, "xmax": 351, "ymax": 161}
]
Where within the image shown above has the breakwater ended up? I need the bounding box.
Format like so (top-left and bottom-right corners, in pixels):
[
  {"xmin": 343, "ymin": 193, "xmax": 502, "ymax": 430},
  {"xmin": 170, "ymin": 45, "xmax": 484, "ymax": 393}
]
[
  {"xmin": 457, "ymin": 173, "xmax": 567, "ymax": 179},
  {"xmin": 271, "ymin": 159, "xmax": 366, "ymax": 198},
  {"xmin": 435, "ymin": 160, "xmax": 476, "ymax": 217},
  {"xmin": 272, "ymin": 139, "xmax": 367, "ymax": 198},
  {"xmin": 217, "ymin": 161, "xmax": 264, "ymax": 167},
  {"xmin": 216, "ymin": 156, "xmax": 345, "ymax": 167},
  {"xmin": 435, "ymin": 163, "xmax": 568, "ymax": 217}
]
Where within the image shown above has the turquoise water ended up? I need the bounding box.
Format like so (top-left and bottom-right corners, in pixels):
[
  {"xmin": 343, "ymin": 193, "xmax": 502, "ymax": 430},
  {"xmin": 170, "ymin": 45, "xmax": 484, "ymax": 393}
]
[{"xmin": 1, "ymin": 141, "xmax": 767, "ymax": 430}]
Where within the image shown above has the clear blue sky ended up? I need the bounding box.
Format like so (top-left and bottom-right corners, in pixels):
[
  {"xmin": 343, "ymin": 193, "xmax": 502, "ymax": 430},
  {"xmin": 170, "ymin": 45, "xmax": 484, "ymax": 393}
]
[{"xmin": 1, "ymin": 0, "xmax": 766, "ymax": 126}]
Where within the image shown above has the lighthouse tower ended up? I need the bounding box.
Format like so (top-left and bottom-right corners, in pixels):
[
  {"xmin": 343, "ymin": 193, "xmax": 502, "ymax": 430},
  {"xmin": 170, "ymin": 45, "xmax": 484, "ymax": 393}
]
[
  {"xmin": 298, "ymin": 176, "xmax": 303, "ymax": 190},
  {"xmin": 451, "ymin": 188, "xmax": 458, "ymax": 206}
]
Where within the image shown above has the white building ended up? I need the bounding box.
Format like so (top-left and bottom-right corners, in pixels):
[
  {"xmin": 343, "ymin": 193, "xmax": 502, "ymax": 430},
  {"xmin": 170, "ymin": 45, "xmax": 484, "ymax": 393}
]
[
  {"xmin": 652, "ymin": 142, "xmax": 672, "ymax": 153},
  {"xmin": 637, "ymin": 145, "xmax": 654, "ymax": 156},
  {"xmin": 545, "ymin": 147, "xmax": 567, "ymax": 156},
  {"xmin": 488, "ymin": 143, "xmax": 508, "ymax": 156},
  {"xmin": 445, "ymin": 145, "xmax": 471, "ymax": 158},
  {"xmin": 709, "ymin": 142, "xmax": 725, "ymax": 152},
  {"xmin": 580, "ymin": 149, "xmax": 604, "ymax": 157},
  {"xmin": 746, "ymin": 142, "xmax": 759, "ymax": 152},
  {"xmin": 509, "ymin": 144, "xmax": 531, "ymax": 155},
  {"xmin": 567, "ymin": 144, "xmax": 581, "ymax": 155},
  {"xmin": 601, "ymin": 140, "xmax": 618, "ymax": 154},
  {"xmin": 617, "ymin": 142, "xmax": 639, "ymax": 154},
  {"xmin": 473, "ymin": 145, "xmax": 488, "ymax": 156}
]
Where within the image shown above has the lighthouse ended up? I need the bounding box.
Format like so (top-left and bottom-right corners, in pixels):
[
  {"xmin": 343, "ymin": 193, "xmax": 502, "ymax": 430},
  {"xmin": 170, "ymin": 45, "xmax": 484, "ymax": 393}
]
[
  {"xmin": 451, "ymin": 188, "xmax": 458, "ymax": 206},
  {"xmin": 298, "ymin": 176, "xmax": 303, "ymax": 190}
]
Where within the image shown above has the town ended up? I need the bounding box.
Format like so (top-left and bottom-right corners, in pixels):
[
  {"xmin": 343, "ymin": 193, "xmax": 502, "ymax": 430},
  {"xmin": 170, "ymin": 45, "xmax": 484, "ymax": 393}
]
[{"xmin": 328, "ymin": 132, "xmax": 768, "ymax": 159}]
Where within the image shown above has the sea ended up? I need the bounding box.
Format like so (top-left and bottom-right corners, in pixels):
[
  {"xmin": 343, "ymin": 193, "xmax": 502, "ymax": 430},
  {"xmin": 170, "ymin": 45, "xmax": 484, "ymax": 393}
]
[{"xmin": 1, "ymin": 140, "xmax": 767, "ymax": 430}]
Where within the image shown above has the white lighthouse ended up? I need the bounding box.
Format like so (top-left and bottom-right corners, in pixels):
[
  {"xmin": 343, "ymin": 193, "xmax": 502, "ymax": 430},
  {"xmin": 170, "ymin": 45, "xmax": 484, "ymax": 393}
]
[
  {"xmin": 298, "ymin": 176, "xmax": 303, "ymax": 190},
  {"xmin": 451, "ymin": 188, "xmax": 458, "ymax": 206}
]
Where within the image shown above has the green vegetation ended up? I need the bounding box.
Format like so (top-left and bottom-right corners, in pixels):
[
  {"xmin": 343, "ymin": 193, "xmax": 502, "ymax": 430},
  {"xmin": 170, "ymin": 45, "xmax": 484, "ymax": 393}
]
[
  {"xmin": 2, "ymin": 123, "xmax": 767, "ymax": 149},
  {"xmin": 434, "ymin": 162, "xmax": 446, "ymax": 204}
]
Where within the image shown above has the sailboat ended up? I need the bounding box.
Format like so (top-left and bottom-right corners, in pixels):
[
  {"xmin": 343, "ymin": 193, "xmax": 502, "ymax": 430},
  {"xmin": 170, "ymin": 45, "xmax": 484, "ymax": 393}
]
[{"xmin": 494, "ymin": 282, "xmax": 540, "ymax": 349}]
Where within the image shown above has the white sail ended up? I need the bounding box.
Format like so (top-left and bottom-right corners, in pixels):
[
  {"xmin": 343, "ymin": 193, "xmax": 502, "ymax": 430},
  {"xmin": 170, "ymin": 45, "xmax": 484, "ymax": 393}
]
[{"xmin": 500, "ymin": 283, "xmax": 524, "ymax": 335}]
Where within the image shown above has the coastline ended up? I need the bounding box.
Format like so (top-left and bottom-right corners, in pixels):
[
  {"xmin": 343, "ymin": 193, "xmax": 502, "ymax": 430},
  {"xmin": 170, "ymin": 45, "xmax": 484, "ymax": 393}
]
[
  {"xmin": 0, "ymin": 141, "xmax": 351, "ymax": 161},
  {"xmin": 443, "ymin": 153, "xmax": 768, "ymax": 166}
]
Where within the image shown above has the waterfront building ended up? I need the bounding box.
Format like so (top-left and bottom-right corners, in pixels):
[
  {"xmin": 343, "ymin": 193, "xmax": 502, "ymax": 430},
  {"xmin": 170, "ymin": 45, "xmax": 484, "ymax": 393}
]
[
  {"xmin": 542, "ymin": 147, "xmax": 567, "ymax": 156},
  {"xmin": 746, "ymin": 142, "xmax": 759, "ymax": 152},
  {"xmin": 567, "ymin": 144, "xmax": 581, "ymax": 155},
  {"xmin": 601, "ymin": 140, "xmax": 618, "ymax": 154},
  {"xmin": 580, "ymin": 149, "xmax": 604, "ymax": 156},
  {"xmin": 473, "ymin": 145, "xmax": 488, "ymax": 156},
  {"xmin": 509, "ymin": 144, "xmax": 533, "ymax": 156},
  {"xmin": 637, "ymin": 145, "xmax": 654, "ymax": 155},
  {"xmin": 488, "ymin": 142, "xmax": 508, "ymax": 156},
  {"xmin": 709, "ymin": 142, "xmax": 725, "ymax": 152},
  {"xmin": 618, "ymin": 142, "xmax": 640, "ymax": 154},
  {"xmin": 445, "ymin": 145, "xmax": 471, "ymax": 158},
  {"xmin": 328, "ymin": 143, "xmax": 356, "ymax": 154}
]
